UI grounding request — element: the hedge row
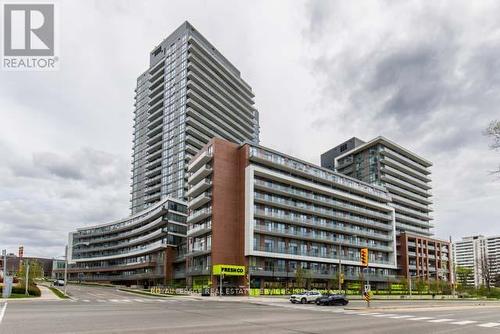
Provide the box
[0,284,41,296]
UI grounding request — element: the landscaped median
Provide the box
[47,286,69,299]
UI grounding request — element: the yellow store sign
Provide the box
[212,264,245,276]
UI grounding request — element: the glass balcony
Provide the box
[187,207,212,224]
[254,206,393,232]
[254,180,392,221]
[248,147,390,201]
[252,245,392,265]
[187,179,212,198]
[253,225,393,252]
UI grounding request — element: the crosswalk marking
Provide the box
[408,317,433,321]
[478,323,500,328]
[428,319,454,323]
[373,314,396,317]
[390,315,414,319]
[451,320,477,325]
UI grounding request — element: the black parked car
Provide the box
[315,294,348,306]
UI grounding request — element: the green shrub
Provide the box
[0,284,41,297]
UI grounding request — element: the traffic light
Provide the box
[360,248,368,267]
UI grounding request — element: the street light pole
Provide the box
[2,249,6,285]
[338,243,342,292]
[64,245,68,296]
[25,262,30,295]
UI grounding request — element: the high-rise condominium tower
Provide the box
[321,137,433,236]
[131,21,260,214]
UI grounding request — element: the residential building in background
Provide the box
[321,136,433,237]
[131,21,260,214]
[63,198,187,286]
[397,232,451,282]
[0,255,54,278]
[320,137,454,283]
[186,138,398,292]
[453,235,500,287]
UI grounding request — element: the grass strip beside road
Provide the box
[48,287,69,299]
[7,293,37,299]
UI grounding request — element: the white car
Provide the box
[289,291,322,304]
[54,279,65,286]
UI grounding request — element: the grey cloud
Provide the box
[303,0,500,240]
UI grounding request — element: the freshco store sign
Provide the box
[212,264,245,276]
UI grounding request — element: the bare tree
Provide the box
[480,255,497,291]
[484,120,500,174]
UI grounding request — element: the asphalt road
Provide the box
[1,285,500,333]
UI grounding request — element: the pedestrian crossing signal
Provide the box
[360,248,368,267]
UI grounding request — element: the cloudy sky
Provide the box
[1,0,499,258]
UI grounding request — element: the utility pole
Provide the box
[408,275,411,297]
[338,243,342,292]
[2,249,6,284]
[25,261,30,295]
[64,245,68,296]
[449,236,456,297]
[219,273,223,297]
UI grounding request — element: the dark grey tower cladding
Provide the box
[131,21,260,214]
[320,137,365,170]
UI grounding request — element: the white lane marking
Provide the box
[451,320,477,325]
[408,317,434,321]
[120,299,131,303]
[356,313,374,316]
[478,323,500,328]
[366,312,382,316]
[133,299,144,302]
[0,303,7,324]
[82,300,90,303]
[109,299,120,303]
[97,299,106,303]
[373,314,397,317]
[390,315,414,319]
[428,319,455,323]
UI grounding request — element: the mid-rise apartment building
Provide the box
[321,136,433,236]
[397,233,451,282]
[131,21,260,214]
[453,235,500,287]
[65,199,187,286]
[186,138,398,291]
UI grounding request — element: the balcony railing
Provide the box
[253,225,393,252]
[254,207,393,232]
[254,179,392,221]
[252,246,392,265]
[249,147,390,200]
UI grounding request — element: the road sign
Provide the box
[364,284,371,293]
